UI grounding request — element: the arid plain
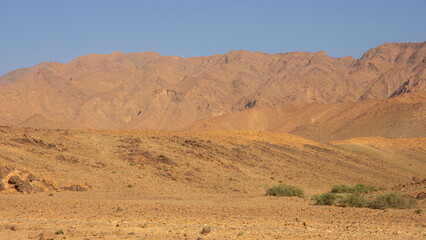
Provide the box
[0,42,425,239]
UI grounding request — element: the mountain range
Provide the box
[0,42,424,140]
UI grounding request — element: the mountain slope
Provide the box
[330,136,425,176]
[185,91,426,141]
[0,127,422,195]
[0,42,424,129]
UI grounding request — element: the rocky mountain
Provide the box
[0,42,424,130]
[186,91,426,141]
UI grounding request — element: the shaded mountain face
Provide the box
[185,91,426,141]
[0,42,424,129]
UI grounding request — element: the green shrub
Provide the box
[414,209,422,214]
[266,184,304,197]
[127,184,133,188]
[55,230,64,235]
[368,192,418,210]
[350,184,377,194]
[331,184,351,193]
[339,193,367,208]
[331,184,377,194]
[312,193,338,205]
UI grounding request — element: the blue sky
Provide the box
[1,0,425,76]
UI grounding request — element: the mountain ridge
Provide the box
[0,42,424,134]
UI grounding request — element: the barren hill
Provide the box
[1,127,422,194]
[0,42,424,130]
[0,127,425,239]
[186,91,426,141]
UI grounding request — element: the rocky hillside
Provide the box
[0,42,424,129]
[186,91,426,141]
[0,127,423,195]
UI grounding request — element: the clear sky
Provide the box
[1,0,425,76]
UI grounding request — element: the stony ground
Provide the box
[0,127,424,239]
[0,192,425,239]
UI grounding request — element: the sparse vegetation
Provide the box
[313,184,418,210]
[55,229,64,235]
[48,193,53,196]
[129,162,135,166]
[312,193,339,205]
[414,209,422,214]
[266,184,304,197]
[351,184,377,194]
[127,184,133,188]
[331,184,351,193]
[331,184,377,194]
[339,193,367,208]
[112,171,116,174]
[367,192,418,210]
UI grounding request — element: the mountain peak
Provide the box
[315,50,327,56]
[0,42,424,132]
[111,51,125,56]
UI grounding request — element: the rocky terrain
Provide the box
[0,42,424,132]
[0,127,424,239]
[0,41,425,239]
[187,91,426,141]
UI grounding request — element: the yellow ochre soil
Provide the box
[0,127,424,239]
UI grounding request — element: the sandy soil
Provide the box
[0,127,424,239]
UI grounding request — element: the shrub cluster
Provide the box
[266,184,304,198]
[331,184,377,194]
[367,192,418,210]
[312,193,339,205]
[330,184,351,193]
[339,193,367,208]
[313,184,418,210]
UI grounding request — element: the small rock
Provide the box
[37,231,56,240]
[197,238,203,240]
[413,176,419,181]
[128,232,135,235]
[63,184,87,192]
[8,175,33,194]
[10,225,18,231]
[27,174,38,182]
[201,225,211,234]
[303,221,308,227]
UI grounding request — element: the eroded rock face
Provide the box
[0,165,88,194]
[1,169,50,194]
[7,175,33,194]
